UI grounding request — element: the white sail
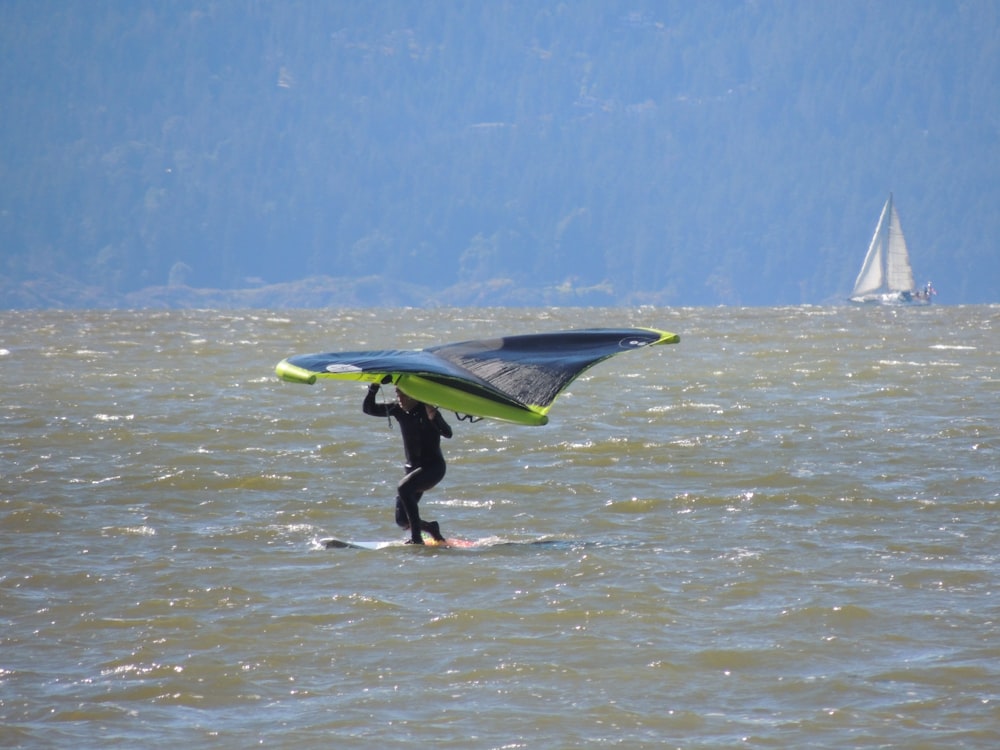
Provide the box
[884,202,915,292]
[851,197,892,298]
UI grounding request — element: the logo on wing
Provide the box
[618,336,651,349]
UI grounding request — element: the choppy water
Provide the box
[2,306,998,748]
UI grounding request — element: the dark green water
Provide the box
[2,306,998,748]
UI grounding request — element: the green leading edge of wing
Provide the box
[275,327,679,426]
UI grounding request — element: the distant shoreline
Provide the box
[1,273,656,310]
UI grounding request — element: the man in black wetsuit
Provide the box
[363,383,453,544]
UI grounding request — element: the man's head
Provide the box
[396,388,418,411]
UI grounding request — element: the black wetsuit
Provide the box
[363,384,452,543]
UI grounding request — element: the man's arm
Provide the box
[363,384,390,417]
[426,405,453,439]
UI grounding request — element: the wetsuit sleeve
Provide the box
[363,384,390,417]
[431,408,452,439]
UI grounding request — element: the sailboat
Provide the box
[849,193,934,305]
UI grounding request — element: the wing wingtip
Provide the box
[644,327,680,345]
[275,359,317,385]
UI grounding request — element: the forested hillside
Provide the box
[2,0,998,308]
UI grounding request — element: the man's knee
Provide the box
[395,497,409,528]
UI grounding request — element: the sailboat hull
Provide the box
[849,291,932,306]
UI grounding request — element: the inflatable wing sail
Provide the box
[275,327,679,426]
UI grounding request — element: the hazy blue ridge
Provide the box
[2,0,998,308]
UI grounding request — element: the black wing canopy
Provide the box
[427,328,675,409]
